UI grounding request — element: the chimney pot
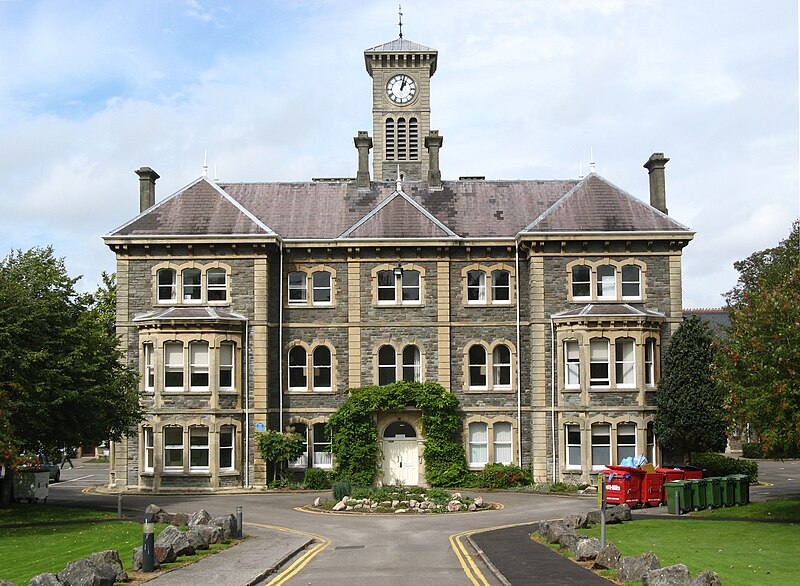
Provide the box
[643,152,669,214]
[354,131,373,189]
[135,167,160,212]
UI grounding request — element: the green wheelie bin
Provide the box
[728,474,750,505]
[665,480,692,514]
[688,479,707,511]
[704,477,721,508]
[718,476,735,507]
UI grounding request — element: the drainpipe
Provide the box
[244,319,250,487]
[551,317,557,483]
[279,242,285,431]
[515,242,522,467]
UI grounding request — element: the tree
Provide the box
[715,220,800,457]
[255,429,305,484]
[0,248,142,504]
[654,315,727,463]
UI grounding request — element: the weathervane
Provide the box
[398,4,403,39]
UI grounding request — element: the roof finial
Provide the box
[589,147,596,174]
[398,4,403,39]
[396,164,403,192]
[202,150,209,178]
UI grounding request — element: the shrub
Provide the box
[424,487,452,505]
[303,468,331,490]
[691,452,759,483]
[741,441,800,459]
[477,464,532,489]
[332,480,352,501]
[742,443,762,459]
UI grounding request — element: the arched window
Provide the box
[312,346,332,391]
[378,345,397,385]
[143,343,155,392]
[143,427,154,472]
[493,422,513,464]
[164,343,184,391]
[312,271,332,304]
[467,270,486,303]
[615,338,635,387]
[491,270,511,303]
[163,426,184,470]
[645,338,656,386]
[571,266,591,299]
[589,339,610,387]
[289,423,308,468]
[408,117,419,160]
[564,340,580,388]
[157,269,177,302]
[385,118,395,160]
[182,269,202,302]
[219,425,235,471]
[617,423,637,462]
[288,272,307,304]
[565,424,581,469]
[621,265,641,299]
[219,343,235,389]
[492,345,512,388]
[596,265,616,299]
[288,347,307,390]
[313,423,332,468]
[189,426,209,470]
[591,423,611,468]
[397,118,407,160]
[206,268,227,302]
[402,345,421,382]
[189,342,209,391]
[468,345,487,389]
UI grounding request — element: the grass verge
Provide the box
[0,504,234,585]
[581,500,799,585]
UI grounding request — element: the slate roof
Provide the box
[132,307,246,322]
[364,38,435,53]
[552,304,665,320]
[108,174,692,241]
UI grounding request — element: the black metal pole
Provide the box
[142,513,155,572]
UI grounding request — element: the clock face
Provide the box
[386,74,417,104]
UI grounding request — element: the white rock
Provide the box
[395,509,407,514]
[313,497,321,507]
[474,497,484,507]
[332,501,346,511]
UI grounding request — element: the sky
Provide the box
[0,0,797,309]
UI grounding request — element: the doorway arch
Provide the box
[382,420,419,485]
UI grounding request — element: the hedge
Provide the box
[690,452,758,483]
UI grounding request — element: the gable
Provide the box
[341,191,456,239]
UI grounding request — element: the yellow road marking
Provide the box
[450,521,539,586]
[246,522,332,586]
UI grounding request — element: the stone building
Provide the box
[104,35,693,491]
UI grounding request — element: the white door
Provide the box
[382,439,419,486]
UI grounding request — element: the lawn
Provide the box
[581,499,800,585]
[0,504,230,585]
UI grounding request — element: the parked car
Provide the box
[19,453,61,483]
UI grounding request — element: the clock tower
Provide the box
[364,38,438,181]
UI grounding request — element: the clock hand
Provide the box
[400,77,406,90]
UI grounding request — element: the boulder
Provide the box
[210,514,237,540]
[557,531,582,552]
[642,564,691,586]
[691,570,722,586]
[87,550,127,583]
[468,503,477,511]
[187,509,212,527]
[155,525,195,559]
[186,526,211,550]
[145,503,172,524]
[447,501,462,512]
[313,497,321,507]
[593,542,621,570]
[154,543,176,565]
[27,574,62,586]
[332,501,346,511]
[171,512,190,527]
[618,553,661,583]
[608,504,633,523]
[574,538,602,561]
[132,546,161,571]
[564,513,588,530]
[474,496,484,508]
[540,520,572,545]
[58,558,112,586]
[195,524,224,545]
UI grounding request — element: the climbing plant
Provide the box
[327,381,469,487]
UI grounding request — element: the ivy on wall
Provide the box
[327,381,469,487]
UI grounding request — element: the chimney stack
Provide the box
[135,167,160,212]
[354,131,373,189]
[643,152,669,214]
[425,130,443,190]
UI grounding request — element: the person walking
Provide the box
[60,447,74,469]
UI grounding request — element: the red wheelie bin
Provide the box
[601,466,645,507]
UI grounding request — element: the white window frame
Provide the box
[571,265,591,300]
[143,343,154,392]
[288,346,308,391]
[157,268,177,303]
[376,270,396,303]
[189,426,209,472]
[468,345,488,390]
[312,271,332,305]
[468,422,489,467]
[312,346,333,391]
[564,340,580,389]
[312,423,332,469]
[645,338,656,386]
[402,345,422,382]
[182,268,202,303]
[566,424,581,469]
[143,427,154,472]
[616,423,637,462]
[164,343,184,392]
[492,345,512,389]
[219,343,235,390]
[647,422,656,465]
[378,345,397,385]
[163,426,184,471]
[219,426,235,471]
[589,339,610,387]
[597,265,616,299]
[288,272,308,305]
[467,270,486,303]
[621,265,641,300]
[493,422,513,464]
[289,423,309,468]
[491,270,511,304]
[591,423,611,469]
[401,269,421,303]
[189,341,209,391]
[615,338,636,388]
[207,268,228,303]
